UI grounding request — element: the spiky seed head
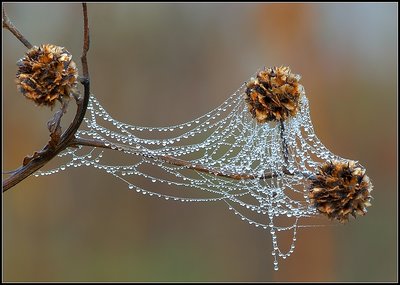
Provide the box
[308,160,373,223]
[245,66,303,123]
[16,44,78,107]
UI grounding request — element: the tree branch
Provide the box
[280,120,289,170]
[3,3,90,192]
[69,137,300,180]
[2,5,33,49]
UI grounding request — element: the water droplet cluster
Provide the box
[36,74,354,270]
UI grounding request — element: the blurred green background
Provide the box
[3,3,397,282]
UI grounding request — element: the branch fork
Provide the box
[3,3,90,192]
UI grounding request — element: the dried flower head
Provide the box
[308,160,373,223]
[245,66,304,123]
[16,44,78,107]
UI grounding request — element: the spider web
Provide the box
[36,79,347,270]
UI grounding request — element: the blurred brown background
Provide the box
[3,3,397,282]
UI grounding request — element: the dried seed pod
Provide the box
[245,66,304,123]
[308,160,373,223]
[16,44,78,107]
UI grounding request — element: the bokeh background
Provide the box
[3,3,397,282]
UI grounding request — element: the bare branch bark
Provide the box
[2,5,33,49]
[70,137,298,180]
[280,120,289,171]
[3,3,91,192]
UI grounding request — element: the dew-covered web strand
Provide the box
[35,79,355,271]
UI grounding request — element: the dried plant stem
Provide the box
[81,3,89,80]
[70,137,298,180]
[3,3,90,193]
[280,120,289,169]
[2,6,32,49]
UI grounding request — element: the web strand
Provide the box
[35,78,354,271]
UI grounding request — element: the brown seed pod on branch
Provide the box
[308,160,373,223]
[16,44,78,108]
[245,66,304,123]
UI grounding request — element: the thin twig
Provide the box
[69,137,299,180]
[280,120,289,170]
[3,3,91,192]
[2,5,33,49]
[81,3,89,80]
[59,3,90,144]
